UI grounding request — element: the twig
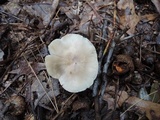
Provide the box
[0,41,30,81]
[92,18,108,97]
[98,1,117,111]
[0,10,23,21]
[45,0,60,29]
[52,94,77,120]
[23,56,59,113]
[86,0,103,23]
[120,33,141,41]
[94,96,101,120]
[99,38,115,108]
[99,0,130,109]
[92,17,108,120]
[36,43,59,112]
[100,27,129,100]
[0,75,21,95]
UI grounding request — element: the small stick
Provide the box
[45,0,60,29]
[86,0,103,23]
[0,10,23,21]
[24,56,59,113]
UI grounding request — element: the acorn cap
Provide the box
[45,34,98,93]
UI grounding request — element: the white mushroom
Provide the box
[45,34,98,93]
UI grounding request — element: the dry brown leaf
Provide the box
[151,0,160,14]
[61,1,105,34]
[3,1,21,16]
[117,0,140,35]
[31,77,60,107]
[0,49,4,61]
[9,61,45,76]
[150,81,160,103]
[125,96,160,120]
[117,0,158,35]
[140,14,159,22]
[72,99,89,111]
[117,0,134,10]
[117,91,129,107]
[104,89,160,119]
[103,93,116,110]
[23,3,52,26]
[103,86,129,109]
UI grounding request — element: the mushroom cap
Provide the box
[45,34,98,93]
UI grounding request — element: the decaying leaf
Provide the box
[138,87,150,101]
[125,96,160,120]
[61,1,105,35]
[117,91,129,107]
[103,85,128,109]
[140,14,159,22]
[103,86,160,120]
[150,81,160,103]
[103,93,115,110]
[151,0,160,14]
[72,99,89,111]
[117,0,158,35]
[9,61,45,76]
[23,3,52,26]
[31,77,60,108]
[117,0,140,35]
[117,91,160,120]
[3,1,21,16]
[112,54,134,75]
[0,49,4,61]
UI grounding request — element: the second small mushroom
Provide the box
[45,34,98,93]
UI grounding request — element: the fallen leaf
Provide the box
[140,14,159,22]
[9,61,45,76]
[104,88,160,120]
[125,96,160,120]
[138,87,150,101]
[151,0,160,14]
[72,99,89,111]
[117,0,140,35]
[150,81,160,103]
[0,49,4,61]
[23,3,52,26]
[103,85,129,109]
[31,77,60,108]
[103,93,115,110]
[117,91,129,107]
[3,1,21,16]
[61,1,103,35]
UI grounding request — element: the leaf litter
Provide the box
[0,0,160,119]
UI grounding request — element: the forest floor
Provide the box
[0,0,160,120]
